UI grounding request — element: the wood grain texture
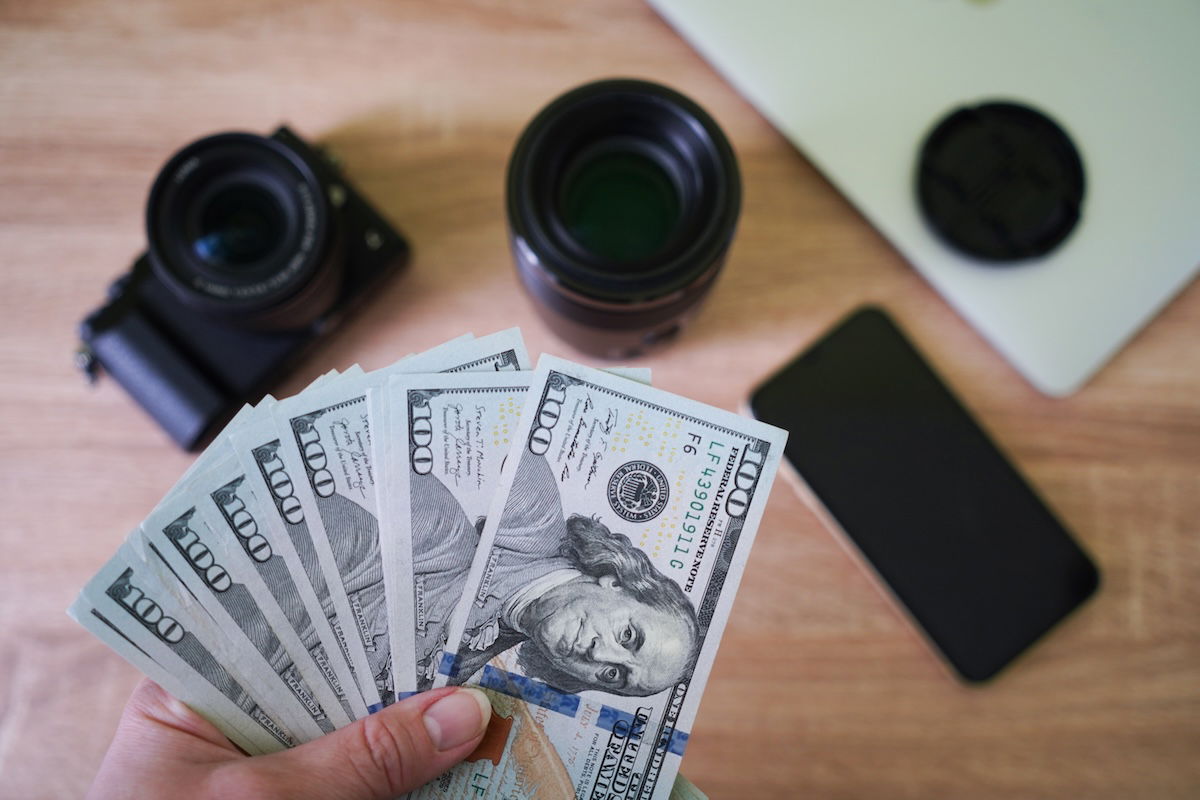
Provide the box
[0,1,1197,797]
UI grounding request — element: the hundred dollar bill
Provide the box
[140,476,353,737]
[269,330,531,709]
[128,524,325,742]
[70,542,298,755]
[72,612,277,757]
[68,596,277,757]
[223,342,485,715]
[228,399,374,717]
[373,330,531,631]
[121,530,319,741]
[165,392,366,723]
[423,355,786,800]
[192,453,359,725]
[386,368,650,696]
[387,371,536,695]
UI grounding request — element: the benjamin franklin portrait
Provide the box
[411,453,698,697]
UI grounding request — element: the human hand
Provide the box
[87,678,492,800]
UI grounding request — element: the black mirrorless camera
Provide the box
[78,127,408,449]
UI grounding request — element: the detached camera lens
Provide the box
[508,79,740,358]
[147,132,342,330]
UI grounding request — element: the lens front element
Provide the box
[192,183,287,270]
[560,150,681,265]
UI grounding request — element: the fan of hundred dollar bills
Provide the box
[70,328,786,800]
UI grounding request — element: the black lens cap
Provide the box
[916,101,1085,263]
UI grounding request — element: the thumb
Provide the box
[231,687,492,799]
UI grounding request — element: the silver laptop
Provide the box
[648,0,1200,395]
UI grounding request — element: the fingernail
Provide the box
[423,688,491,751]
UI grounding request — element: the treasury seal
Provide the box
[607,460,670,522]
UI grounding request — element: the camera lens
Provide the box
[191,183,287,269]
[146,132,342,330]
[507,79,740,358]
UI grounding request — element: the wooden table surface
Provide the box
[1,2,1197,797]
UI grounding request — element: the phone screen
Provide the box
[749,307,1099,682]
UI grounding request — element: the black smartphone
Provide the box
[749,307,1099,683]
